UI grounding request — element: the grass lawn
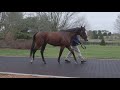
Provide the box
[0,45,120,59]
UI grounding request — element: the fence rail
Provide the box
[0,40,120,49]
[84,42,120,46]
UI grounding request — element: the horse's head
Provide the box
[77,26,88,41]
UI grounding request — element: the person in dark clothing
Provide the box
[65,35,86,63]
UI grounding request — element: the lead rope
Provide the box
[81,44,86,49]
[80,40,86,49]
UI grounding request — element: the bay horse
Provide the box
[30,26,88,64]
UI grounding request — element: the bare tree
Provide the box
[0,12,7,31]
[67,15,90,30]
[36,12,89,31]
[114,14,120,33]
[0,12,24,39]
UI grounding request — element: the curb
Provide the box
[0,72,78,78]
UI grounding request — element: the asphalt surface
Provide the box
[0,56,120,78]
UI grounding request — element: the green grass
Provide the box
[0,45,120,59]
[81,45,120,59]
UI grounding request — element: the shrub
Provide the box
[15,32,32,39]
[100,38,106,46]
[0,33,4,40]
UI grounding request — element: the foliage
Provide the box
[15,32,32,39]
[88,30,112,39]
[92,30,98,39]
[100,37,106,46]
[108,32,111,36]
[0,32,4,40]
[0,12,24,39]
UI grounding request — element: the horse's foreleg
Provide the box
[66,46,78,64]
[40,43,47,64]
[58,47,65,64]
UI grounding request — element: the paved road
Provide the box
[0,56,120,78]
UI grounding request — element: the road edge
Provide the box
[0,72,78,78]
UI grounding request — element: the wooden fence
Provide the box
[0,40,120,49]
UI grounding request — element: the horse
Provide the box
[30,26,88,64]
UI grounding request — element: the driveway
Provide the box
[0,56,120,78]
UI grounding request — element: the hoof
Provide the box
[30,60,33,64]
[58,62,60,64]
[81,60,86,64]
[58,61,61,64]
[65,60,71,63]
[58,60,61,64]
[74,62,78,64]
[30,62,33,64]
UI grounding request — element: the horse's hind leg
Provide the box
[40,43,47,64]
[66,46,78,64]
[58,46,65,64]
[30,49,37,64]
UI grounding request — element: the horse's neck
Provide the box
[68,32,77,39]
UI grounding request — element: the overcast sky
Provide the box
[80,12,120,33]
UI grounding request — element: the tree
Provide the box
[87,30,94,39]
[0,12,90,40]
[108,32,111,36]
[98,30,102,36]
[98,30,102,39]
[114,14,120,33]
[0,12,8,31]
[103,32,107,36]
[14,16,38,39]
[0,12,7,39]
[100,37,106,46]
[21,16,39,32]
[1,12,24,39]
[35,12,89,32]
[92,30,98,39]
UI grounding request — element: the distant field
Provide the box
[0,45,120,59]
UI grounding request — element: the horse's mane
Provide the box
[59,27,80,33]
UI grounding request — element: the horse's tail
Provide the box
[30,32,37,58]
